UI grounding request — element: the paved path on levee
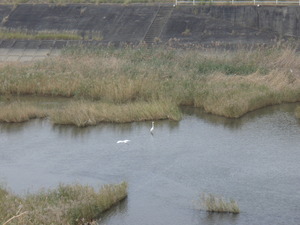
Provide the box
[0,40,86,62]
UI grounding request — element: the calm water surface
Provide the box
[0,104,300,225]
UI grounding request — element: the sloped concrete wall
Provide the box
[2,4,159,44]
[161,5,300,45]
[1,4,300,46]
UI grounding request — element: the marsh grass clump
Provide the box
[0,101,47,122]
[0,182,128,225]
[200,193,240,214]
[50,100,181,126]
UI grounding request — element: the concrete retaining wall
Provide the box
[1,4,300,46]
[163,5,300,45]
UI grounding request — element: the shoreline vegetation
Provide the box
[0,182,128,225]
[0,45,300,126]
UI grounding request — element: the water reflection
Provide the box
[0,103,298,135]
[182,103,300,130]
[100,198,128,223]
[197,212,240,225]
[51,124,94,138]
[51,120,181,139]
[0,122,26,133]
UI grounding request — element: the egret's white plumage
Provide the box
[150,121,154,135]
[117,140,130,144]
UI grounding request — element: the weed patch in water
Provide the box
[0,182,127,225]
[200,193,240,214]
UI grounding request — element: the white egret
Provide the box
[117,140,130,144]
[150,121,154,135]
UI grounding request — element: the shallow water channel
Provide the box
[1,104,300,225]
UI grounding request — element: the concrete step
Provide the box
[143,5,173,44]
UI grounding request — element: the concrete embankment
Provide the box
[0,4,299,61]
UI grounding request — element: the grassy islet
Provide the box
[1,45,300,125]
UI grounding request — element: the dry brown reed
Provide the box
[0,46,300,122]
[0,101,47,122]
[200,193,240,214]
[0,182,127,225]
[50,100,181,126]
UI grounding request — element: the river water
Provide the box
[0,104,300,225]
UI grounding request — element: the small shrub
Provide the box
[181,28,191,36]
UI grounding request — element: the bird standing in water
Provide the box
[150,121,154,135]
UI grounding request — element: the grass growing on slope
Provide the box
[0,182,128,225]
[0,30,82,40]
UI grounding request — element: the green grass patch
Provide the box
[198,60,267,75]
[0,182,127,225]
[0,30,82,40]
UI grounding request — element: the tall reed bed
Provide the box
[0,46,300,122]
[0,102,47,122]
[50,100,181,126]
[0,100,180,126]
[0,182,127,225]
